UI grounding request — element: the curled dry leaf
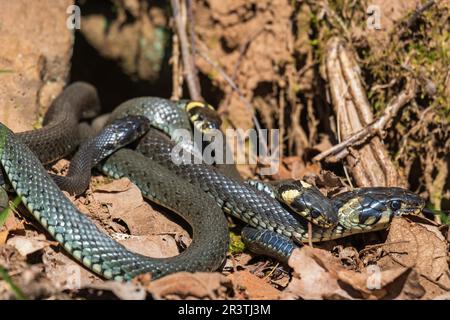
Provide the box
[50,159,70,175]
[283,246,425,300]
[283,246,353,299]
[144,272,232,300]
[6,234,53,256]
[0,231,8,246]
[87,177,191,262]
[227,270,281,300]
[336,265,425,300]
[92,178,190,240]
[383,217,449,287]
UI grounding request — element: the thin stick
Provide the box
[170,29,183,100]
[263,262,280,281]
[196,46,268,155]
[171,0,202,100]
[307,222,313,247]
[358,240,410,256]
[313,79,416,162]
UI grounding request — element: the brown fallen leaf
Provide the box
[115,234,182,258]
[78,281,147,300]
[6,235,52,256]
[282,246,426,300]
[91,178,190,240]
[92,178,143,217]
[144,272,232,300]
[383,218,449,286]
[282,246,353,300]
[337,266,425,300]
[227,270,281,300]
[0,230,8,245]
[50,159,70,175]
[433,292,450,300]
[4,213,25,233]
[42,247,102,291]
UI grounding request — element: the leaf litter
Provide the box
[0,160,448,299]
[1,0,449,299]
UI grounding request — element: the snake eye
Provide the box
[310,209,321,219]
[390,200,402,211]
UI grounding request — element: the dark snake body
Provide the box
[18,82,101,164]
[0,82,426,279]
[0,125,228,280]
[0,84,229,280]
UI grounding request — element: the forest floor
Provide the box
[0,0,448,300]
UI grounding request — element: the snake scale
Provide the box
[0,82,426,280]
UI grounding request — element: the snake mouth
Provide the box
[309,218,335,228]
[396,207,423,216]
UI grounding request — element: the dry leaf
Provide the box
[145,272,232,300]
[79,281,146,300]
[42,247,102,290]
[0,230,9,245]
[115,234,181,258]
[227,270,281,299]
[385,218,448,282]
[6,235,52,256]
[92,178,190,239]
[283,246,353,299]
[337,266,425,300]
[283,246,426,300]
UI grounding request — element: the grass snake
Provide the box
[0,82,426,280]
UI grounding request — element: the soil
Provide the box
[0,0,448,300]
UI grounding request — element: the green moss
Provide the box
[228,231,246,254]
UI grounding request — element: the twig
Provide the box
[263,262,280,281]
[307,222,313,248]
[337,102,354,189]
[196,45,268,154]
[171,0,202,100]
[358,240,410,256]
[406,0,436,28]
[170,28,183,100]
[313,79,416,162]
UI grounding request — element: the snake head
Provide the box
[333,187,425,231]
[103,115,151,151]
[276,180,339,228]
[184,101,222,134]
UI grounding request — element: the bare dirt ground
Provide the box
[0,0,448,300]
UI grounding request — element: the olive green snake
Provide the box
[0,82,426,280]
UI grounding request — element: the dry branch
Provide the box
[406,0,437,28]
[196,45,266,138]
[320,38,411,187]
[171,0,202,100]
[313,79,417,162]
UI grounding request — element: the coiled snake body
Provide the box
[0,82,425,280]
